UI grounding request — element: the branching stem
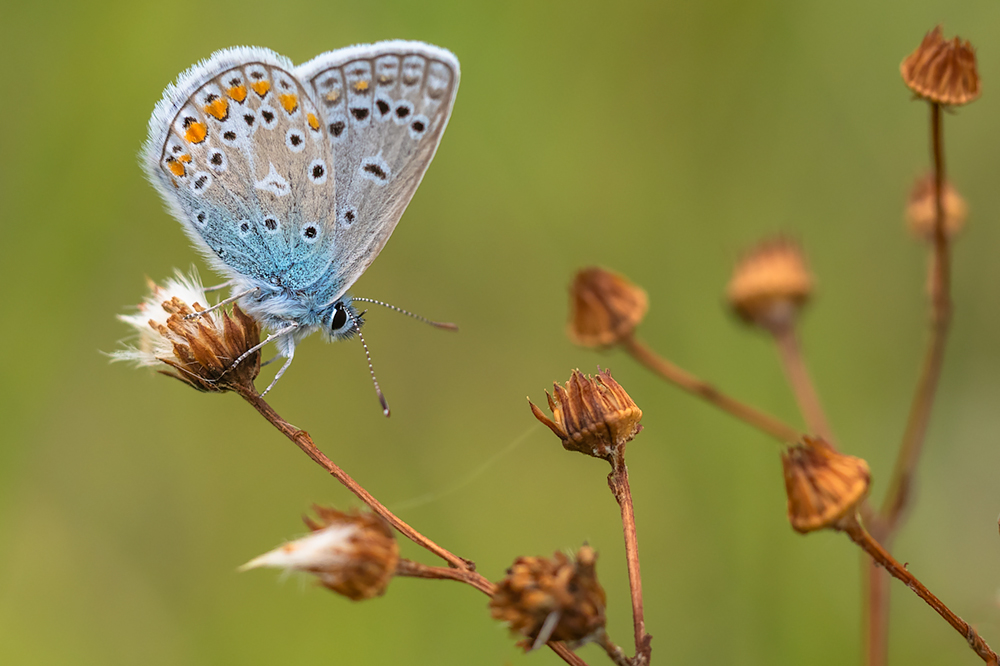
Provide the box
[607,449,652,666]
[237,387,592,666]
[622,333,803,444]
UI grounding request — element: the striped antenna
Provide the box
[351,297,458,331]
[346,308,390,417]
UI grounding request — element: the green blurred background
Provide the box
[3,0,1000,664]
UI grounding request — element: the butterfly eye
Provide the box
[331,303,349,330]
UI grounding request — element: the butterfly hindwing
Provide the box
[143,47,338,290]
[295,41,460,297]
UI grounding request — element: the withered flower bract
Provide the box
[114,271,261,393]
[901,26,980,106]
[529,368,642,459]
[490,545,607,650]
[241,506,399,601]
[727,237,813,331]
[568,267,648,347]
[782,436,871,533]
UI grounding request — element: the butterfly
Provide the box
[142,41,460,409]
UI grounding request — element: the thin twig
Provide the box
[622,333,803,444]
[238,388,592,666]
[841,516,997,665]
[881,100,952,533]
[770,323,834,442]
[395,558,496,595]
[596,633,633,666]
[238,388,471,570]
[867,101,954,666]
[863,558,891,666]
[608,449,652,666]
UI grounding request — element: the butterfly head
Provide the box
[325,298,363,342]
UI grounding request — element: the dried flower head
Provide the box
[782,436,871,533]
[906,173,968,240]
[490,545,607,651]
[113,271,261,393]
[568,267,648,347]
[241,506,399,601]
[529,368,642,459]
[901,26,980,106]
[727,238,813,330]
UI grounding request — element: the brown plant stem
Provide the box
[239,388,591,666]
[596,633,633,666]
[882,101,952,532]
[607,449,652,666]
[395,558,496,595]
[770,323,834,442]
[864,557,891,666]
[622,333,803,444]
[841,516,997,665]
[394,560,591,666]
[238,387,471,570]
[867,100,954,666]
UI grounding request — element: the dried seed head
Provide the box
[490,545,607,651]
[906,173,968,240]
[568,267,648,347]
[782,436,871,533]
[901,26,980,106]
[113,271,261,393]
[241,506,399,601]
[727,237,813,331]
[529,368,642,459]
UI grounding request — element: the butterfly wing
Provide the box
[295,41,460,299]
[142,47,338,291]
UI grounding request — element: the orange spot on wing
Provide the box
[184,121,207,144]
[179,154,192,163]
[250,80,270,97]
[307,113,320,131]
[278,93,299,114]
[353,80,369,92]
[325,90,340,103]
[227,84,247,102]
[203,98,229,120]
[167,160,186,177]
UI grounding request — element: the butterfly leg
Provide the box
[203,280,236,293]
[184,286,260,320]
[260,350,295,397]
[226,323,299,374]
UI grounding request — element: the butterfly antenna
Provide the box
[347,309,390,417]
[352,297,458,331]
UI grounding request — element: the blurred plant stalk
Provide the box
[862,26,980,666]
[567,266,804,445]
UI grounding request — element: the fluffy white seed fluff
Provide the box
[239,523,359,573]
[112,269,213,366]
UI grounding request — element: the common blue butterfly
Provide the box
[142,41,460,406]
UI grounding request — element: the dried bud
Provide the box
[906,173,968,240]
[113,271,260,393]
[568,267,648,347]
[782,437,871,533]
[901,26,980,106]
[726,238,812,331]
[529,368,642,459]
[241,507,399,601]
[490,545,607,650]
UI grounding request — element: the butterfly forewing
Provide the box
[296,42,460,297]
[144,47,338,290]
